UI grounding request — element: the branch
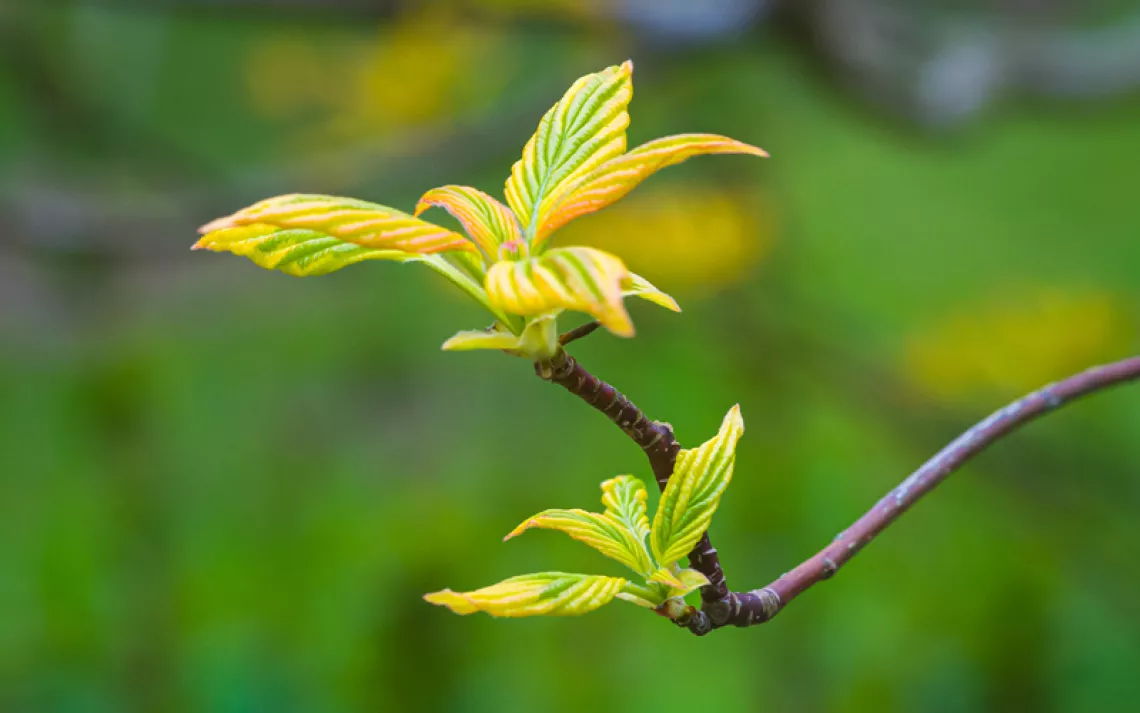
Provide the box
[699,354,1140,631]
[535,350,731,633]
[539,350,1140,636]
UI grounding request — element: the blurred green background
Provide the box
[2,2,1139,712]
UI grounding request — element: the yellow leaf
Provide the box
[624,272,681,313]
[615,581,671,609]
[415,185,522,260]
[440,329,521,352]
[424,573,626,617]
[485,246,635,336]
[600,475,651,542]
[198,194,475,257]
[651,405,745,567]
[505,507,654,577]
[192,223,416,277]
[670,568,710,598]
[539,134,766,241]
[505,61,633,241]
[648,567,686,589]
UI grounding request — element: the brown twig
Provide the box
[538,350,1140,635]
[535,350,731,635]
[559,321,601,346]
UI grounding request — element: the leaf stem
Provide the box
[559,321,601,346]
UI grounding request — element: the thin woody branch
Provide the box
[539,350,1140,636]
[702,354,1140,631]
[534,350,731,633]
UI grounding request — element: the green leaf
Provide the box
[415,185,522,260]
[624,272,681,313]
[424,573,626,617]
[485,246,635,336]
[192,223,416,277]
[505,506,654,577]
[505,62,633,243]
[198,194,475,260]
[600,475,651,543]
[541,133,767,238]
[651,405,745,567]
[615,580,671,609]
[440,328,521,352]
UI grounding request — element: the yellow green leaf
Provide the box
[440,314,560,360]
[192,223,416,277]
[440,328,521,352]
[505,61,633,242]
[505,507,653,577]
[514,313,560,360]
[646,567,708,598]
[424,573,626,617]
[600,475,650,542]
[485,246,634,337]
[669,568,710,598]
[198,193,475,257]
[648,567,686,589]
[540,134,767,241]
[624,273,681,313]
[615,581,671,609]
[415,185,522,260]
[651,405,745,567]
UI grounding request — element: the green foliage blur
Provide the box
[2,2,1139,712]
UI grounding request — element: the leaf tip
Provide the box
[726,403,744,432]
[423,589,478,615]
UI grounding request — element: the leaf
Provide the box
[600,475,650,543]
[440,314,560,360]
[615,581,671,609]
[505,507,654,577]
[192,223,416,277]
[514,313,560,360]
[424,573,626,617]
[540,134,767,241]
[624,272,681,313]
[198,193,475,259]
[651,405,745,567]
[505,62,633,242]
[440,328,521,352]
[647,567,686,589]
[485,246,635,336]
[415,185,522,260]
[669,568,710,598]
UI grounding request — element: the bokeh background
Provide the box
[3,1,1140,711]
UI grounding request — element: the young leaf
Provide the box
[424,573,626,617]
[198,194,475,259]
[505,62,633,242]
[624,273,681,313]
[615,580,671,609]
[440,314,560,360]
[600,475,651,543]
[662,568,710,598]
[440,328,521,352]
[651,405,745,567]
[540,134,767,241]
[415,185,521,260]
[192,223,416,277]
[485,246,635,336]
[505,508,654,577]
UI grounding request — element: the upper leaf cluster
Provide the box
[194,61,766,358]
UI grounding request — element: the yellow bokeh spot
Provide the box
[903,288,1134,401]
[551,186,773,290]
